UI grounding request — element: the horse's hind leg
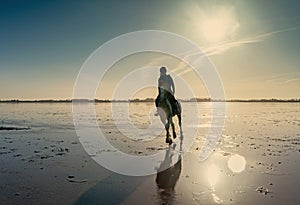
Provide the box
[178,114,183,136]
[171,121,176,139]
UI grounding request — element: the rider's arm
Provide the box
[158,78,161,95]
[170,76,175,95]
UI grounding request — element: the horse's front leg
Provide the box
[165,117,173,145]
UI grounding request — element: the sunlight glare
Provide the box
[212,193,222,204]
[227,154,246,173]
[201,18,227,42]
[206,164,219,186]
[198,6,239,43]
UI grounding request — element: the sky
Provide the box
[0,0,300,100]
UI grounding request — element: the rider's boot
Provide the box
[154,109,159,116]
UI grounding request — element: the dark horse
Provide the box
[157,99,182,145]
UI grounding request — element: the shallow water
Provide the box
[0,102,299,204]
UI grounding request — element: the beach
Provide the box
[0,102,299,205]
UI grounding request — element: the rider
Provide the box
[155,66,177,115]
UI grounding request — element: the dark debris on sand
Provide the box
[0,126,31,131]
[256,186,270,195]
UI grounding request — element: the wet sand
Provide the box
[0,102,299,204]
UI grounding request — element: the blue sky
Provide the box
[0,0,300,99]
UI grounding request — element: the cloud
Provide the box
[266,72,300,84]
[186,27,298,57]
[138,27,298,79]
[285,78,300,83]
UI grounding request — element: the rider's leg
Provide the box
[155,95,160,107]
[155,95,161,116]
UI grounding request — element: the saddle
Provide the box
[156,95,180,116]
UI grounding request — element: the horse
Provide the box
[157,98,182,145]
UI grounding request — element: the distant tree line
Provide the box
[0,98,299,103]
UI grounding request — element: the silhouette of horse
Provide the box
[157,99,182,145]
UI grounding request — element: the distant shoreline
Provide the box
[0,98,299,103]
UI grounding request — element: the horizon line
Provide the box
[0,97,299,103]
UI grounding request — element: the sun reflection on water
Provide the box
[212,192,222,204]
[206,164,219,187]
[205,164,223,203]
[203,154,246,204]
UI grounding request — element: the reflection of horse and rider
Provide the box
[156,145,182,204]
[155,66,182,145]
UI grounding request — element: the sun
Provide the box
[198,7,239,43]
[201,17,228,42]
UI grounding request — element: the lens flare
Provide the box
[227,154,246,173]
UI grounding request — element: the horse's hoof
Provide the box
[173,132,177,139]
[165,137,173,145]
